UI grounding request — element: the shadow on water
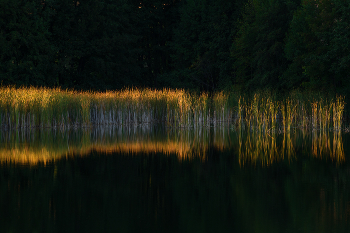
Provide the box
[0,127,350,233]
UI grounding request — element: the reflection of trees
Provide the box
[284,160,350,232]
[0,153,180,233]
[0,143,350,232]
[233,159,350,233]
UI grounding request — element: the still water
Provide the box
[0,126,350,233]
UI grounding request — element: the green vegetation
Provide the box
[0,0,349,96]
[0,87,347,131]
[0,86,231,129]
[0,0,349,129]
[236,92,346,131]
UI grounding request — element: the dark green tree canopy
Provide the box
[0,0,349,96]
[284,0,350,94]
[0,0,55,86]
[232,0,299,93]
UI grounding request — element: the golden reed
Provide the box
[0,87,346,130]
[235,92,346,131]
[0,87,231,129]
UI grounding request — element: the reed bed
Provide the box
[235,92,346,132]
[0,86,347,131]
[0,87,232,129]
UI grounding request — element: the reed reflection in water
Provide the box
[237,128,345,166]
[0,127,350,233]
[311,130,345,163]
[0,126,346,165]
[0,126,233,164]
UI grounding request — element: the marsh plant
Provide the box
[0,87,232,129]
[0,87,346,131]
[235,92,346,132]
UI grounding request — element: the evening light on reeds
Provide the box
[0,86,347,131]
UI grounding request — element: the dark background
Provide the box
[0,0,349,95]
[1,145,350,233]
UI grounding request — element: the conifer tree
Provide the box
[232,0,299,92]
[47,0,144,90]
[167,0,244,91]
[284,0,350,93]
[0,0,55,86]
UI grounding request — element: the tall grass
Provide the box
[0,87,231,129]
[235,91,347,132]
[0,86,347,130]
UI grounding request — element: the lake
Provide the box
[0,126,349,233]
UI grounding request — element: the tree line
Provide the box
[0,0,349,95]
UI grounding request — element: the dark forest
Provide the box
[0,0,349,95]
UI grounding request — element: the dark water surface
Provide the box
[1,127,350,233]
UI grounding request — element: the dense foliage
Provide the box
[0,0,349,95]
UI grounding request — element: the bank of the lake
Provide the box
[0,87,347,131]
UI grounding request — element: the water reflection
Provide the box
[0,126,232,164]
[311,130,345,162]
[237,129,345,166]
[237,130,288,166]
[0,127,347,165]
[0,128,350,233]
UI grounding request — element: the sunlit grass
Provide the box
[0,87,233,129]
[0,86,347,131]
[0,86,347,166]
[235,91,347,132]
